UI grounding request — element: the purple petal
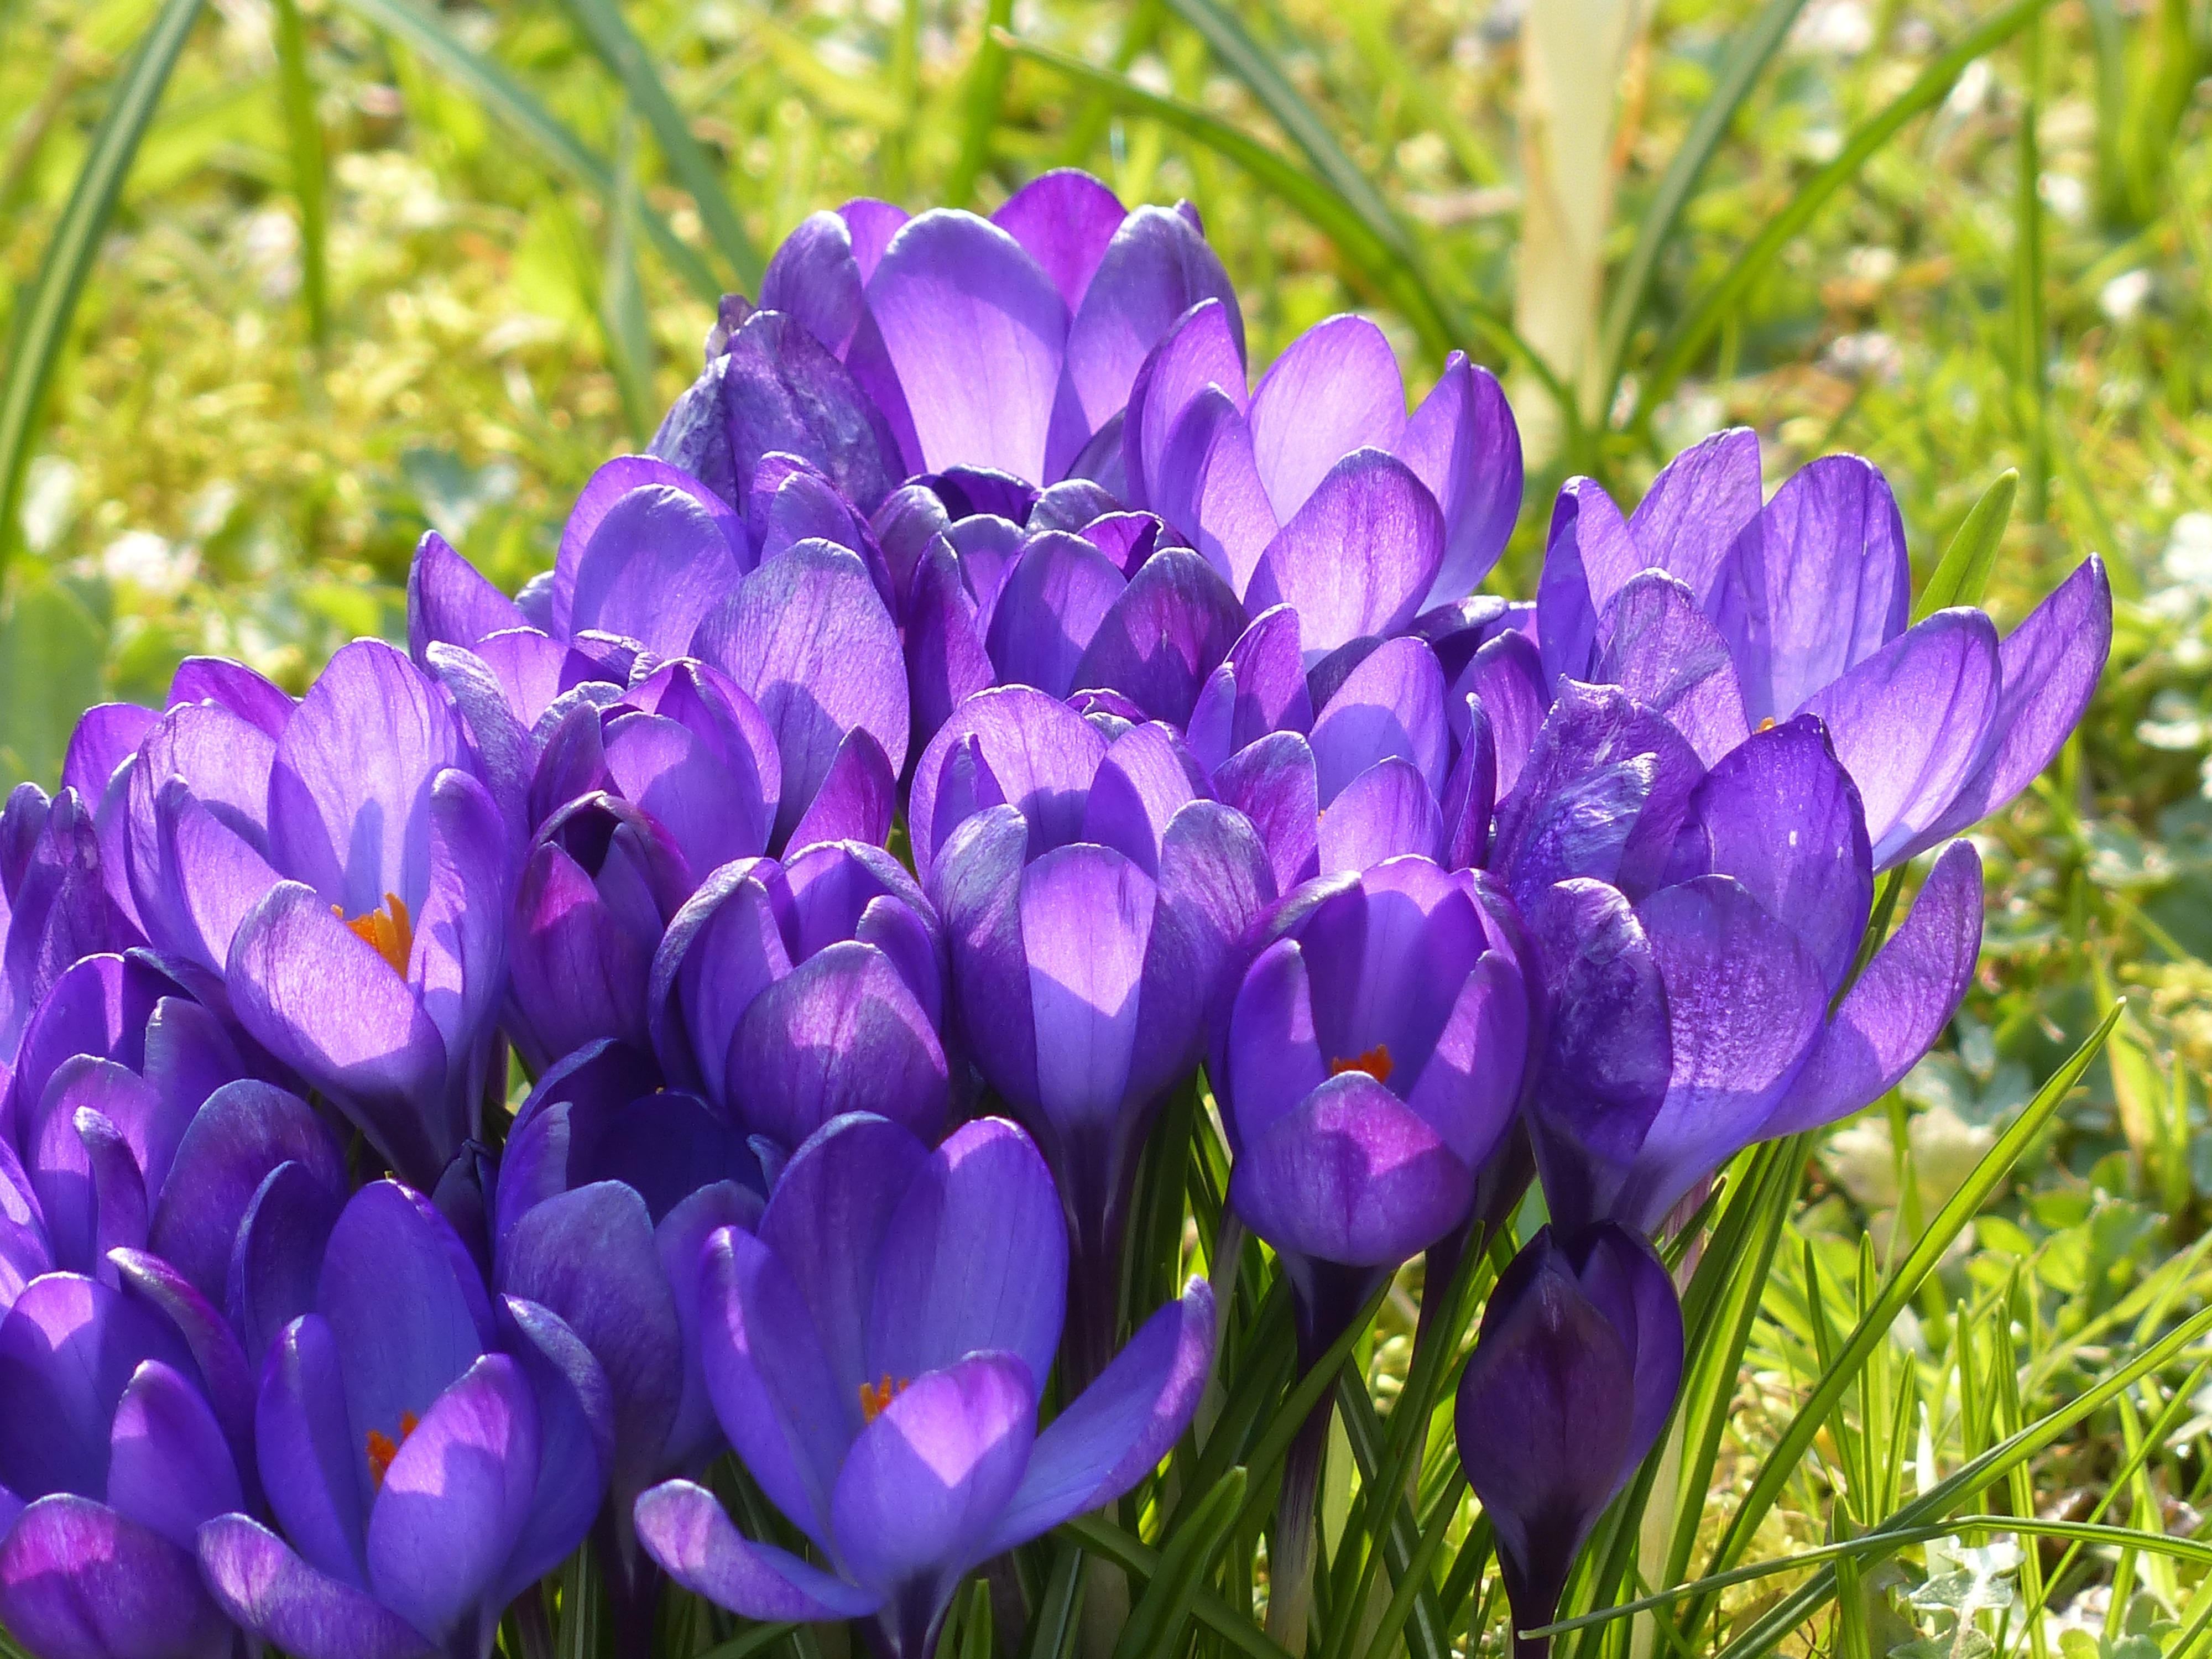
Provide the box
[986,531,1126,699]
[1246,451,1446,659]
[1150,387,1277,596]
[254,1313,368,1588]
[199,1511,438,1659]
[553,457,743,639]
[904,537,998,753]
[1020,844,1154,1133]
[1309,636,1451,803]
[867,1117,1066,1396]
[1594,571,1750,766]
[148,1081,343,1306]
[1318,759,1444,875]
[1798,609,2000,867]
[696,540,910,848]
[651,859,791,1103]
[634,1479,880,1621]
[0,1272,194,1504]
[1069,547,1246,729]
[864,211,1070,481]
[1453,629,1546,799]
[1535,477,1637,688]
[363,1354,536,1648]
[1710,455,1908,723]
[107,1360,241,1548]
[930,809,1039,1114]
[1079,722,1207,876]
[980,1279,1214,1552]
[567,484,747,661]
[0,1495,230,1659]
[760,211,868,357]
[1401,951,1527,1165]
[1625,426,1764,602]
[1220,937,1328,1152]
[992,171,1126,312]
[489,1295,613,1603]
[61,705,155,808]
[1123,298,1249,512]
[1230,1072,1475,1266]
[907,686,1107,882]
[786,728,895,853]
[729,942,949,1149]
[1441,697,1496,870]
[167,658,294,739]
[407,531,523,662]
[602,712,775,875]
[828,1353,1036,1600]
[1396,354,1522,607]
[266,640,467,921]
[1246,316,1408,521]
[1761,838,1982,1136]
[1211,733,1321,896]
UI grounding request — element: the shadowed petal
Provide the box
[1020,845,1154,1133]
[0,1496,231,1659]
[1211,733,1320,896]
[197,1512,437,1659]
[787,729,895,853]
[1070,548,1245,729]
[1594,572,1750,766]
[986,532,1126,699]
[149,1082,342,1307]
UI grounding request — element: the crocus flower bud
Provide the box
[1454,1223,1684,1659]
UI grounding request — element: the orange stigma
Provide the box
[365,1410,420,1489]
[336,893,414,975]
[1756,716,1778,732]
[1329,1044,1395,1084]
[859,1375,910,1423]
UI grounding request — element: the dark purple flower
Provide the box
[0,782,138,1066]
[645,839,953,1157]
[197,1180,612,1659]
[0,951,345,1322]
[1454,1223,1683,1659]
[1500,691,1984,1233]
[911,687,1271,1377]
[489,1041,763,1634]
[0,1268,252,1659]
[1122,301,1522,638]
[633,1112,1214,1659]
[123,640,508,1188]
[1213,855,1528,1348]
[1535,432,2111,867]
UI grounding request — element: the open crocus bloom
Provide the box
[633,1113,1214,1659]
[1121,300,1523,637]
[1535,430,2112,867]
[1496,688,1984,1233]
[123,639,508,1188]
[491,1041,763,1629]
[0,1269,249,1659]
[1454,1223,1683,1659]
[910,686,1271,1374]
[646,839,953,1159]
[1214,854,1529,1349]
[197,1181,611,1659]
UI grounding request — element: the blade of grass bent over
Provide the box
[0,0,204,572]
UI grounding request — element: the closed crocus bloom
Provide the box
[0,781,138,1064]
[0,952,345,1318]
[1497,690,1984,1234]
[121,638,509,1188]
[491,1041,764,1643]
[197,1181,612,1659]
[1535,430,2111,868]
[1214,855,1530,1350]
[1123,300,1523,635]
[1193,610,1496,886]
[1454,1223,1683,1659]
[646,840,953,1159]
[911,687,1272,1379]
[633,1113,1215,1659]
[0,1269,253,1659]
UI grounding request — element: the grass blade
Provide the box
[0,0,204,571]
[1634,0,2054,428]
[555,0,759,288]
[601,106,656,445]
[2012,11,2049,521]
[330,0,721,304]
[1112,1468,1248,1659]
[1916,469,2019,619]
[272,0,328,350]
[1680,999,2121,1636]
[1594,0,1811,416]
[1155,0,1410,262]
[946,0,1014,207]
[1061,1512,1294,1659]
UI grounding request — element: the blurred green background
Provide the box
[7,0,2212,1645]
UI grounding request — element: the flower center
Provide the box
[1329,1044,1394,1084]
[365,1410,420,1489]
[336,893,413,975]
[859,1374,911,1424]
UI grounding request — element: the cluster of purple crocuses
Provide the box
[0,169,2106,1659]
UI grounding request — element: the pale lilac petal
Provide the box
[1397,355,1523,607]
[1246,316,1408,521]
[1625,426,1764,602]
[1247,451,1446,659]
[197,1512,438,1659]
[634,1480,880,1621]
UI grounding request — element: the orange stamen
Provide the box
[1756,716,1778,732]
[858,1375,910,1424]
[1329,1044,1395,1084]
[365,1410,420,1489]
[336,893,414,975]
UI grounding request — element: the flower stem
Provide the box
[1265,1394,1334,1656]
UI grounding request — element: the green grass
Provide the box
[6,1,2212,1654]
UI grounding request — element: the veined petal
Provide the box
[1246,316,1408,521]
[0,1496,231,1659]
[197,1511,437,1659]
[1246,451,1445,659]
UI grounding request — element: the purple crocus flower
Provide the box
[197,1180,612,1659]
[1498,688,1984,1233]
[0,950,345,1322]
[645,838,954,1158]
[0,1268,252,1659]
[1535,430,2111,867]
[1212,855,1530,1350]
[490,1040,764,1641]
[633,1112,1215,1659]
[1121,299,1523,639]
[121,639,508,1188]
[1454,1223,1683,1659]
[0,781,138,1067]
[911,687,1271,1379]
